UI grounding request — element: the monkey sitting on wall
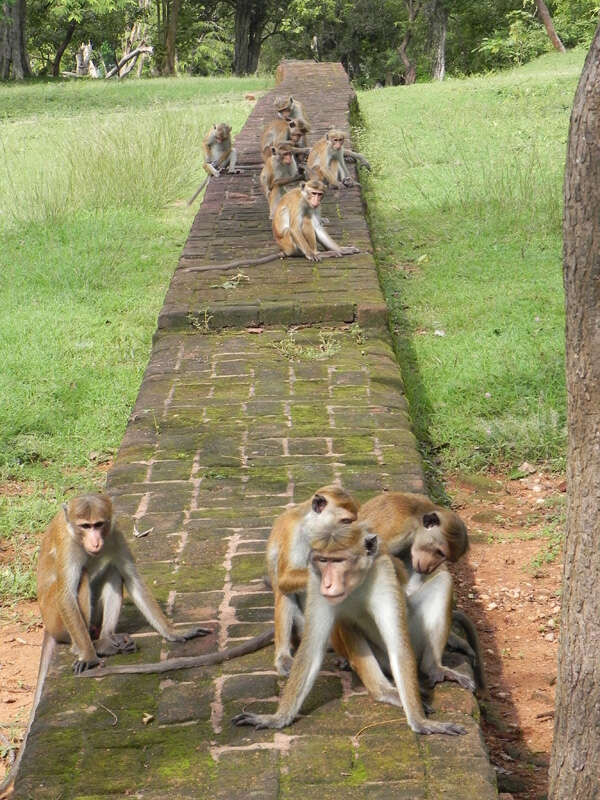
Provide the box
[260,142,302,218]
[266,485,359,676]
[358,492,485,692]
[202,122,239,177]
[37,493,209,672]
[272,179,359,261]
[273,94,309,124]
[306,129,371,188]
[233,521,466,735]
[0,494,211,798]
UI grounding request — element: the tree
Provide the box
[428,0,447,80]
[534,0,565,52]
[548,23,600,800]
[398,0,423,84]
[0,0,32,79]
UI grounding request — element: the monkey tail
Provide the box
[180,248,360,274]
[76,626,274,677]
[451,610,488,694]
[0,633,55,798]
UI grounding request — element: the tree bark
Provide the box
[233,0,267,75]
[429,0,447,81]
[535,0,566,53]
[52,19,77,78]
[548,25,600,800]
[397,0,422,85]
[0,0,32,80]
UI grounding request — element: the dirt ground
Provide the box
[0,468,563,798]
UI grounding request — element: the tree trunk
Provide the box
[548,25,600,800]
[52,19,77,77]
[164,0,180,74]
[535,0,566,53]
[429,0,447,81]
[233,0,266,75]
[398,29,416,84]
[397,0,422,85]
[0,0,32,80]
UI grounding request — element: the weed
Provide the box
[272,329,342,361]
[187,309,214,333]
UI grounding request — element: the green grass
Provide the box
[356,49,583,480]
[0,76,271,603]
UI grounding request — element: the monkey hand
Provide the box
[95,633,136,656]
[165,625,212,642]
[410,718,466,736]
[232,711,290,730]
[306,251,321,262]
[72,656,103,674]
[227,167,241,174]
[342,177,354,188]
[339,246,360,255]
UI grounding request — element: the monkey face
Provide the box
[330,136,344,150]
[281,152,293,165]
[77,517,108,556]
[306,188,323,208]
[411,516,450,574]
[311,533,378,604]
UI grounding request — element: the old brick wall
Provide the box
[13,61,498,799]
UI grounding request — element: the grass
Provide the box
[0,75,271,603]
[356,49,583,482]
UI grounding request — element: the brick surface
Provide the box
[14,62,497,799]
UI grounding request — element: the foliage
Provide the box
[476,10,552,68]
[357,50,584,475]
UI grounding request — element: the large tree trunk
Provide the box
[0,0,32,80]
[535,0,566,53]
[548,25,600,800]
[428,0,447,81]
[233,0,267,75]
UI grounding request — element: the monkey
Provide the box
[273,94,308,123]
[272,179,359,262]
[261,117,311,162]
[358,492,485,692]
[232,521,466,735]
[37,493,210,673]
[358,492,469,574]
[266,485,359,677]
[306,129,371,188]
[260,142,302,218]
[0,494,210,797]
[202,122,238,177]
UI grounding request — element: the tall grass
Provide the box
[0,76,270,603]
[357,50,583,479]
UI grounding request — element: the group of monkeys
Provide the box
[201,94,371,262]
[1,482,485,794]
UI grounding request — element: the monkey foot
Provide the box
[95,633,136,656]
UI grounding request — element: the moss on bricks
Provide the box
[287,736,354,784]
[230,552,265,583]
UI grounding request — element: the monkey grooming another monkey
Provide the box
[358,492,485,692]
[272,179,359,261]
[37,493,209,673]
[307,129,371,188]
[233,521,466,735]
[273,94,308,124]
[261,117,311,163]
[266,485,359,676]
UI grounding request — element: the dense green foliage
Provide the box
[0,76,269,601]
[2,0,597,82]
[357,49,582,479]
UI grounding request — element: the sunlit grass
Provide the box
[357,49,584,476]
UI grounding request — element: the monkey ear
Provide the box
[312,494,327,513]
[62,502,69,519]
[423,512,440,529]
[364,534,379,556]
[271,146,276,155]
